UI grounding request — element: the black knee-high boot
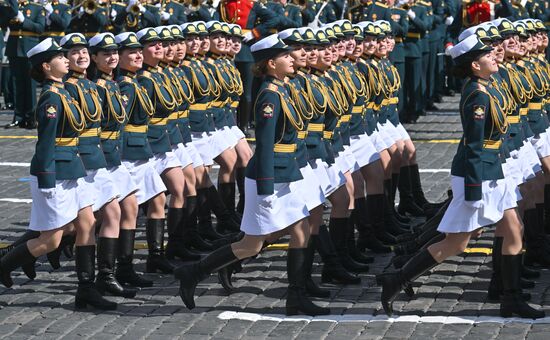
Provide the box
[304,239,330,298]
[0,243,36,287]
[145,219,175,274]
[354,196,392,253]
[286,248,331,316]
[328,217,369,273]
[346,216,374,264]
[206,185,241,232]
[0,230,40,280]
[96,237,139,298]
[488,237,504,300]
[545,184,550,234]
[74,245,117,310]
[397,166,425,217]
[500,254,545,319]
[236,167,246,215]
[197,188,232,241]
[376,249,438,316]
[218,182,236,215]
[524,207,550,267]
[174,244,239,309]
[391,173,410,224]
[315,225,360,284]
[383,179,414,237]
[165,207,201,261]
[116,229,153,287]
[409,164,442,211]
[47,234,76,270]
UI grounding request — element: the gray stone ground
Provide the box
[0,95,549,339]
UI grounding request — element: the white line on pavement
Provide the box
[419,169,451,173]
[0,198,32,203]
[0,162,31,167]
[218,311,550,325]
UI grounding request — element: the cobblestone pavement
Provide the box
[0,95,549,339]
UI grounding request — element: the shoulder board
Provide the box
[206,59,215,65]
[517,60,525,67]
[267,84,278,92]
[121,76,133,83]
[182,60,191,67]
[96,79,106,87]
[45,85,59,94]
[140,71,151,78]
[377,3,388,8]
[66,78,78,85]
[476,83,488,93]
[112,2,126,6]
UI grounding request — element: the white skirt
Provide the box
[335,147,356,174]
[530,132,550,158]
[323,161,347,195]
[210,128,236,158]
[289,163,326,211]
[501,159,522,204]
[371,130,389,152]
[396,123,411,140]
[438,176,509,233]
[173,143,194,169]
[85,168,120,212]
[383,122,403,142]
[349,133,381,168]
[184,142,204,168]
[107,165,139,201]
[122,159,167,205]
[150,151,182,175]
[190,131,214,166]
[377,122,397,147]
[241,178,309,236]
[309,159,333,197]
[230,125,246,140]
[29,176,95,231]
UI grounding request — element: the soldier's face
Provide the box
[200,36,210,54]
[230,37,242,54]
[92,50,119,73]
[502,35,518,58]
[44,53,69,79]
[386,37,395,52]
[352,41,364,59]
[67,46,90,72]
[541,33,549,49]
[185,35,201,55]
[162,41,177,62]
[175,41,187,60]
[305,46,318,65]
[344,37,356,55]
[143,41,164,64]
[337,40,346,57]
[363,36,377,55]
[330,44,339,62]
[472,52,498,78]
[270,52,294,77]
[374,38,387,57]
[209,33,226,54]
[119,48,143,71]
[290,46,307,69]
[225,39,233,53]
[316,46,333,69]
[490,41,504,63]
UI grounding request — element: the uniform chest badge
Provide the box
[121,93,129,107]
[26,9,31,17]
[473,105,485,120]
[261,103,274,118]
[391,14,400,21]
[46,104,57,119]
[372,13,377,21]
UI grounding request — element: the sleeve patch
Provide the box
[261,103,274,118]
[46,104,57,119]
[473,105,485,120]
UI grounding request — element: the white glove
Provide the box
[139,4,146,13]
[160,11,170,21]
[211,0,220,8]
[111,9,117,19]
[407,9,416,20]
[44,3,54,15]
[40,188,56,199]
[398,0,408,5]
[464,200,483,209]
[243,31,254,42]
[520,0,527,7]
[444,44,453,56]
[128,0,138,5]
[155,2,161,8]
[16,10,25,23]
[445,16,454,26]
[78,6,84,17]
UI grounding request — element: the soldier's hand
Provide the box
[160,11,170,21]
[111,9,117,19]
[44,3,54,15]
[444,44,453,56]
[445,16,454,26]
[16,10,25,23]
[40,188,56,199]
[243,31,254,42]
[407,9,416,20]
[139,4,147,13]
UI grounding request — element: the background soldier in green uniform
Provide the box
[350,0,392,24]
[0,0,17,111]
[42,0,71,42]
[417,0,432,114]
[113,0,160,32]
[159,0,187,25]
[69,0,109,37]
[303,0,337,26]
[4,0,45,129]
[388,0,408,120]
[266,0,302,29]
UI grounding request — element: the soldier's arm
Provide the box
[254,89,279,195]
[252,2,282,37]
[21,6,46,34]
[300,3,315,25]
[5,0,18,20]
[409,7,427,32]
[90,8,108,26]
[168,5,187,24]
[462,89,490,201]
[279,5,302,28]
[433,0,445,25]
[118,81,137,115]
[48,5,72,29]
[391,9,408,36]
[495,0,514,19]
[143,6,161,27]
[195,5,213,21]
[34,91,60,189]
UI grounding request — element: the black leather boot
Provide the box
[524,207,550,267]
[218,182,236,215]
[145,219,175,274]
[286,248,330,316]
[346,214,374,264]
[545,184,550,234]
[384,179,413,236]
[397,167,425,217]
[185,193,222,251]
[0,230,40,280]
[376,249,438,316]
[165,207,201,261]
[236,167,246,215]
[96,237,138,298]
[196,188,232,240]
[74,245,117,310]
[47,234,76,270]
[174,244,239,309]
[500,254,545,319]
[408,164,441,212]
[329,218,369,273]
[488,237,503,300]
[315,225,360,284]
[521,255,540,279]
[363,194,401,246]
[206,185,241,232]
[391,173,411,224]
[0,243,36,288]
[116,229,153,288]
[354,197,392,253]
[304,239,330,298]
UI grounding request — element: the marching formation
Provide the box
[0,0,549,321]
